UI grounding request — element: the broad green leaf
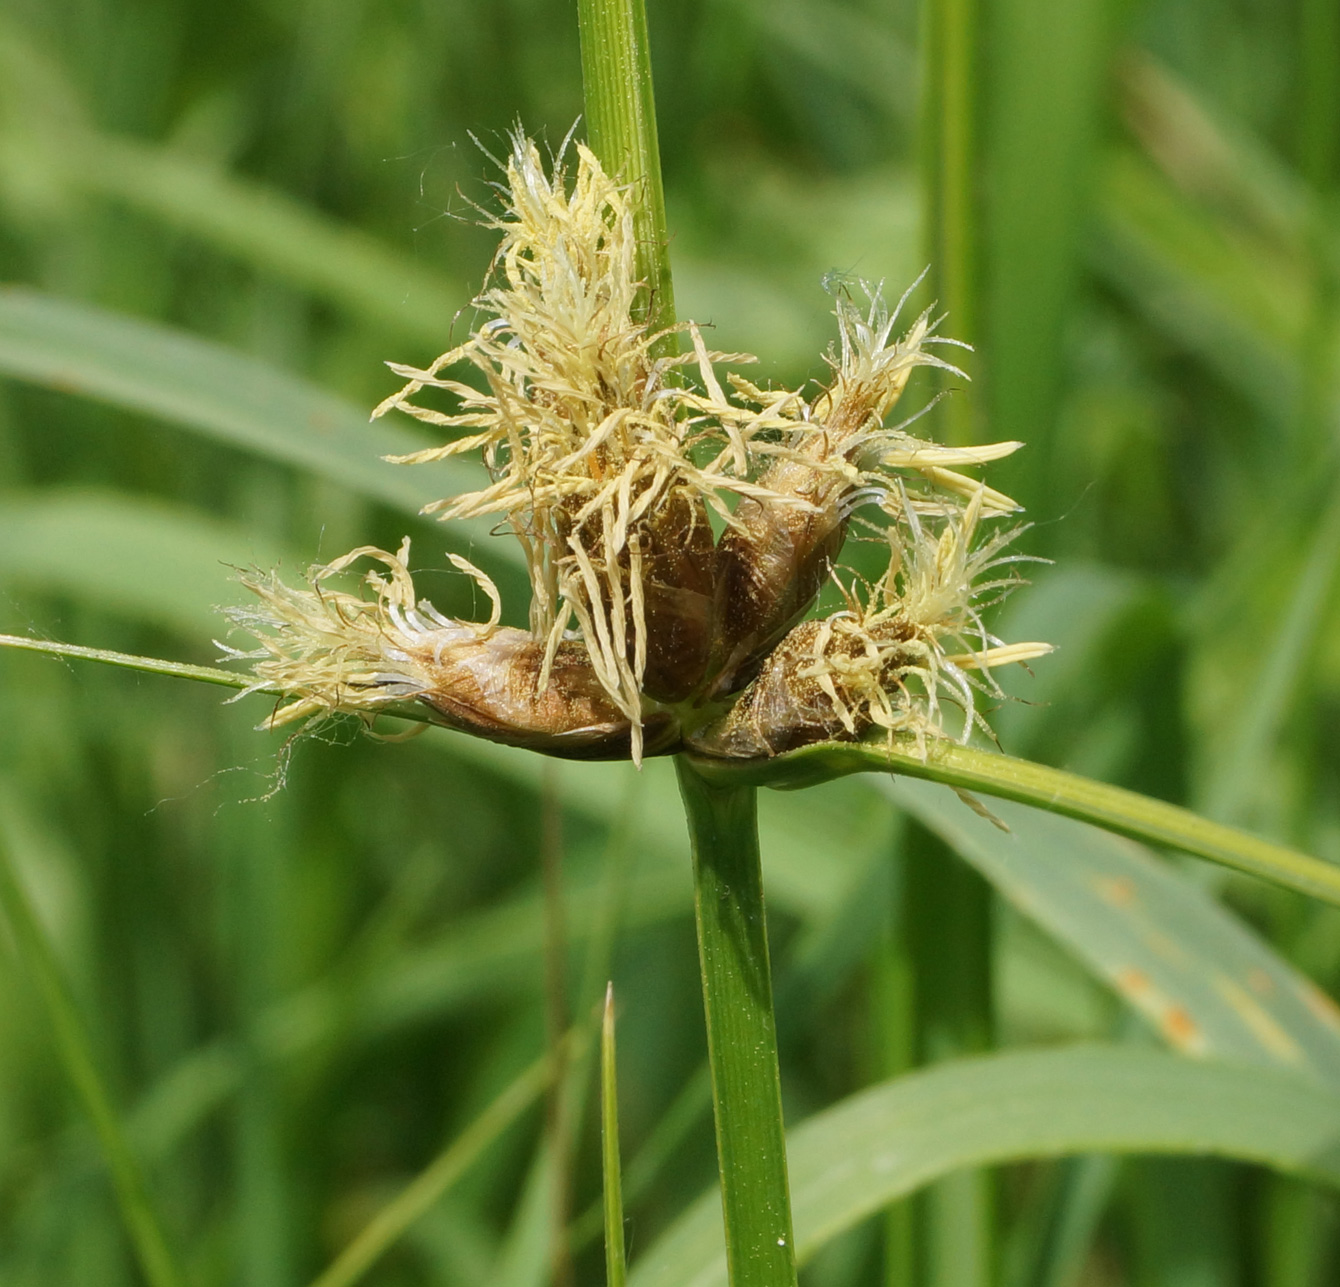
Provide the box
[884,778,1340,1080]
[0,489,286,637]
[0,289,518,566]
[629,1046,1340,1287]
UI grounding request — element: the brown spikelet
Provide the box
[222,542,679,759]
[692,490,1052,759]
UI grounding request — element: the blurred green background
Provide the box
[1,0,1339,1283]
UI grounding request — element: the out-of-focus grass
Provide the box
[0,1,1338,1285]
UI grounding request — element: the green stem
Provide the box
[0,833,187,1287]
[905,827,994,1287]
[674,758,797,1287]
[601,983,628,1287]
[688,741,1340,908]
[577,0,677,339]
[920,0,979,445]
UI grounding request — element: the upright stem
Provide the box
[905,826,994,1287]
[675,759,798,1287]
[539,762,574,1287]
[920,0,979,445]
[578,0,677,339]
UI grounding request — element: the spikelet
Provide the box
[690,489,1052,758]
[372,133,783,754]
[221,542,672,758]
[708,280,1024,696]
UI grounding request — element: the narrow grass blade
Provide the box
[629,1046,1340,1287]
[687,743,1340,909]
[578,0,676,338]
[885,778,1340,1079]
[1200,454,1340,828]
[70,134,464,347]
[602,984,628,1287]
[0,632,441,729]
[494,1143,559,1287]
[0,832,187,1287]
[308,1051,553,1287]
[1010,1155,1119,1287]
[0,632,273,693]
[571,1063,713,1253]
[1096,150,1302,424]
[675,759,798,1287]
[0,289,516,564]
[0,489,287,637]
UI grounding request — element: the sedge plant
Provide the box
[6,2,1340,1286]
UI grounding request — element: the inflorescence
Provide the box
[223,132,1050,763]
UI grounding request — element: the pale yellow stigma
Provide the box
[221,541,501,728]
[369,133,783,756]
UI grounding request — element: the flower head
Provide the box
[706,279,1023,696]
[223,131,1049,764]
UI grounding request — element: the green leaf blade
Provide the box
[630,1047,1340,1287]
[0,289,519,566]
[885,778,1340,1081]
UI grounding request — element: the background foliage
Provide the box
[0,0,1338,1284]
